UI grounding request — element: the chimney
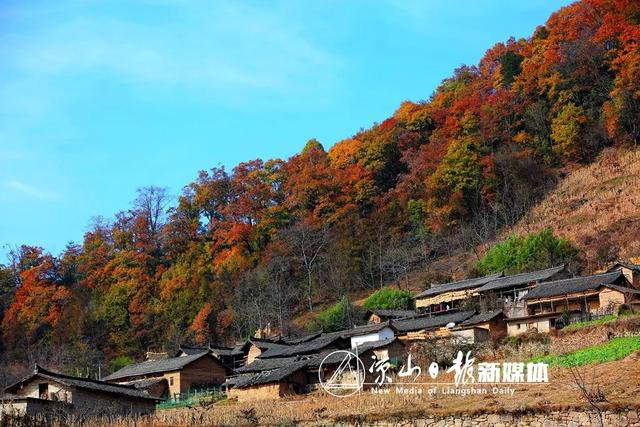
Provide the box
[145,351,169,361]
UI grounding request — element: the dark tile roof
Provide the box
[248,338,289,351]
[415,272,503,299]
[231,360,309,388]
[6,365,159,401]
[281,332,322,345]
[234,356,300,373]
[458,309,504,327]
[366,309,419,319]
[475,265,566,293]
[393,311,476,333]
[123,377,168,390]
[601,283,640,295]
[258,335,345,358]
[524,271,625,300]
[178,346,208,356]
[352,337,402,353]
[103,351,213,381]
[324,321,396,339]
[608,261,640,272]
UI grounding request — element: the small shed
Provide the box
[2,365,158,417]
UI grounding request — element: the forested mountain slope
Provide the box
[0,0,638,380]
[511,147,640,271]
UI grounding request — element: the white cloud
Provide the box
[5,179,62,201]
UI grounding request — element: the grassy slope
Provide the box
[510,147,640,271]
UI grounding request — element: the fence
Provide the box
[156,388,226,410]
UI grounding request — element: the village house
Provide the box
[365,309,418,324]
[1,365,159,418]
[506,271,640,336]
[309,338,406,391]
[608,261,640,289]
[414,272,503,313]
[505,311,565,336]
[450,309,507,344]
[177,345,247,370]
[103,351,228,400]
[226,360,309,402]
[524,270,640,318]
[474,265,568,316]
[393,311,476,341]
[245,338,291,364]
[339,321,397,348]
[256,334,349,359]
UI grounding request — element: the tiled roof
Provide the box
[258,335,345,359]
[524,271,624,300]
[475,265,566,293]
[393,311,475,333]
[458,309,504,327]
[366,309,418,319]
[234,356,300,373]
[282,332,322,345]
[248,338,289,351]
[6,366,159,401]
[415,272,503,299]
[103,351,212,381]
[324,321,396,338]
[231,360,309,388]
[608,261,640,272]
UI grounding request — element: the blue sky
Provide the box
[0,0,573,259]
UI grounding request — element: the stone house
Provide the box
[103,351,228,400]
[607,261,640,289]
[226,360,309,402]
[474,265,568,316]
[1,365,158,417]
[450,309,507,343]
[506,312,565,336]
[523,270,640,318]
[393,311,476,341]
[415,272,503,313]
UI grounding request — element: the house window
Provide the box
[517,324,521,329]
[39,383,49,399]
[169,376,174,386]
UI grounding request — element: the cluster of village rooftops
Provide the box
[2,261,640,415]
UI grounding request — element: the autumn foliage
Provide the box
[1,0,638,375]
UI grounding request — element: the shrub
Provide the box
[363,286,415,310]
[308,296,362,333]
[108,355,135,373]
[476,228,580,275]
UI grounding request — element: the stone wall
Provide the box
[333,409,639,427]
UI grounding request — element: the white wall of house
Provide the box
[350,327,395,348]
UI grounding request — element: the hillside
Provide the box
[511,147,640,271]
